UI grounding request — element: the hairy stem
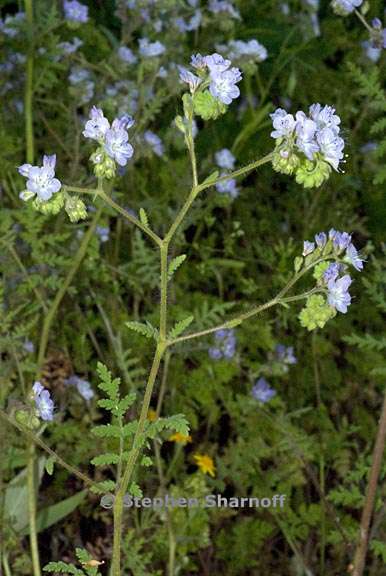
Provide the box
[352,388,386,576]
[111,342,166,576]
[27,440,40,576]
[24,0,34,164]
[170,289,319,345]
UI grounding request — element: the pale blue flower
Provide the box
[209,329,236,359]
[303,241,315,256]
[32,382,54,421]
[209,67,242,105]
[227,39,268,62]
[144,130,164,157]
[208,0,240,19]
[105,116,135,166]
[205,53,232,74]
[96,225,110,243]
[58,37,83,54]
[83,106,110,140]
[216,177,239,198]
[345,243,364,271]
[139,38,166,57]
[309,104,341,134]
[68,67,90,84]
[178,67,202,91]
[118,46,137,64]
[330,230,351,252]
[191,53,207,69]
[63,0,89,23]
[270,109,296,139]
[327,274,352,313]
[18,155,61,202]
[362,40,381,62]
[215,148,235,170]
[252,378,276,403]
[323,262,341,283]
[65,375,94,401]
[0,11,25,37]
[275,344,297,365]
[315,232,327,248]
[316,127,345,171]
[295,112,319,160]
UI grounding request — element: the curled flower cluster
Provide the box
[299,229,364,330]
[32,382,55,421]
[83,106,135,178]
[369,18,386,51]
[251,378,276,404]
[209,329,236,360]
[270,103,345,188]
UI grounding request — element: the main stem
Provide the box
[111,343,166,576]
[352,388,386,576]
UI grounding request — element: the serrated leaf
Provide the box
[43,561,84,575]
[168,254,187,281]
[126,321,158,340]
[141,456,153,467]
[96,363,120,400]
[139,207,149,227]
[168,316,194,340]
[91,424,122,438]
[91,453,120,466]
[129,482,143,498]
[90,480,116,495]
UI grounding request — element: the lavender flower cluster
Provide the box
[251,378,276,403]
[180,53,242,106]
[83,106,135,177]
[270,103,345,187]
[304,229,364,315]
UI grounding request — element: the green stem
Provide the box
[64,186,162,246]
[354,9,373,34]
[111,342,166,576]
[2,553,12,576]
[160,243,169,340]
[164,154,273,243]
[170,289,319,345]
[24,0,34,164]
[27,440,40,576]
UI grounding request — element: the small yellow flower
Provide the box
[168,432,192,444]
[147,409,157,421]
[193,453,216,477]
